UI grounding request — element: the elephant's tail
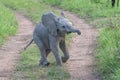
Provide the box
[24,39,34,50]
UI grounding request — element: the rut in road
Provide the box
[0,12,34,80]
[63,11,102,80]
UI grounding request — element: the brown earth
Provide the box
[0,11,102,80]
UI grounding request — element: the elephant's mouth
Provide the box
[57,29,67,34]
[67,32,72,34]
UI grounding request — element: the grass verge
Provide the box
[97,18,120,80]
[0,3,18,46]
[41,0,120,21]
[0,0,59,23]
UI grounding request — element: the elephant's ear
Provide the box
[42,12,58,36]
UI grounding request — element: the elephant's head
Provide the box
[42,12,81,36]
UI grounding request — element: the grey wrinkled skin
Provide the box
[24,12,81,66]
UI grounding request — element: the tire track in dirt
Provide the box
[63,11,102,80]
[0,12,34,80]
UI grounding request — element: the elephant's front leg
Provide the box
[49,35,62,66]
[59,40,69,63]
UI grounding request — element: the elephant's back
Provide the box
[34,23,48,37]
[34,23,50,48]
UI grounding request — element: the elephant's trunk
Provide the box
[67,27,81,35]
[73,29,81,35]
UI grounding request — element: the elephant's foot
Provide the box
[61,56,69,63]
[56,62,62,66]
[39,60,50,67]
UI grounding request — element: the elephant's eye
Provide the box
[62,26,65,28]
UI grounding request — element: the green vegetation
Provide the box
[42,0,120,21]
[41,0,120,80]
[0,3,17,46]
[97,18,120,80]
[13,45,70,80]
[0,0,58,23]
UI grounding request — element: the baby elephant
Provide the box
[24,12,81,66]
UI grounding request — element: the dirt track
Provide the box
[64,11,101,80]
[0,11,101,80]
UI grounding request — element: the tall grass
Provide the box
[42,0,120,21]
[97,19,120,80]
[0,3,17,46]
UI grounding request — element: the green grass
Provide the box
[13,45,70,80]
[97,20,120,80]
[0,3,18,46]
[0,0,71,79]
[0,0,59,23]
[42,0,120,21]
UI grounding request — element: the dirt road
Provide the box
[64,11,101,80]
[0,11,101,80]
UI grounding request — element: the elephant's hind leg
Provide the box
[46,49,51,57]
[33,36,49,66]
